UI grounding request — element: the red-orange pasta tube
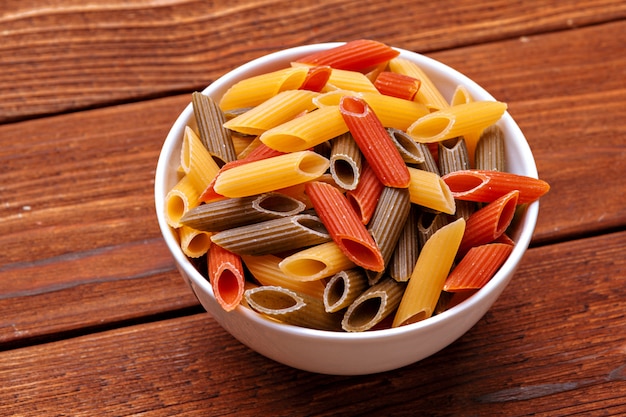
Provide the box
[345,162,384,224]
[339,96,411,188]
[373,71,421,101]
[294,39,400,72]
[458,190,519,255]
[442,169,550,204]
[305,181,384,272]
[208,243,245,312]
[444,243,514,292]
[299,66,332,92]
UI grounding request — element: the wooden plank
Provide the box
[1,22,624,344]
[1,231,624,416]
[1,0,625,122]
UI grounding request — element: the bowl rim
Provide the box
[154,42,539,341]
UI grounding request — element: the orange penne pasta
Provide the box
[299,66,332,92]
[199,144,285,203]
[444,243,514,292]
[305,181,384,272]
[294,39,400,72]
[373,71,421,101]
[339,96,410,188]
[208,243,245,312]
[458,190,519,256]
[345,162,384,224]
[442,169,551,204]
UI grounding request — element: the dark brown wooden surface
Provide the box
[1,1,625,415]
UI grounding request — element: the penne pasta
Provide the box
[180,126,221,193]
[392,218,466,327]
[299,65,332,92]
[180,192,305,232]
[213,151,330,198]
[342,277,406,332]
[475,124,506,172]
[294,39,400,72]
[278,241,357,281]
[339,96,411,188]
[345,162,384,224]
[241,254,325,299]
[417,210,451,248]
[389,205,421,282]
[366,187,411,285]
[192,92,237,166]
[210,214,330,256]
[325,68,379,93]
[165,174,201,228]
[244,286,342,331]
[442,169,550,204]
[449,84,481,165]
[198,143,285,203]
[259,105,348,152]
[219,66,310,111]
[178,225,212,258]
[387,128,426,165]
[329,131,363,191]
[388,57,449,111]
[374,71,421,101]
[407,101,508,143]
[458,190,519,256]
[323,268,369,313]
[444,243,514,292]
[223,90,319,136]
[438,136,471,176]
[305,181,384,272]
[407,167,456,214]
[360,92,429,131]
[208,243,245,312]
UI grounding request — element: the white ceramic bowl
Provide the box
[155,43,539,375]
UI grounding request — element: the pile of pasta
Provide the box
[165,40,550,332]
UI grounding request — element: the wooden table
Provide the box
[1,1,625,415]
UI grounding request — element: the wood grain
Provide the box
[1,0,625,122]
[1,231,624,416]
[1,21,624,345]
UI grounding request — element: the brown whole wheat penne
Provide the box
[210,214,330,256]
[342,277,406,332]
[180,193,305,232]
[192,92,237,166]
[244,286,342,331]
[323,268,369,313]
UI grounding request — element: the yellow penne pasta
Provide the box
[450,84,481,165]
[392,218,466,327]
[407,101,508,143]
[223,90,320,136]
[324,68,379,93]
[278,241,356,282]
[178,225,212,258]
[219,66,310,111]
[312,89,357,107]
[407,167,456,214]
[213,150,329,198]
[313,91,429,130]
[241,254,325,299]
[388,57,449,111]
[180,126,221,193]
[360,92,429,131]
[164,175,201,228]
[259,106,348,152]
